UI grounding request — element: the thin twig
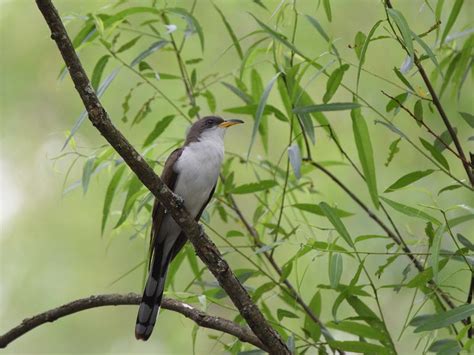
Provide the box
[0,294,266,350]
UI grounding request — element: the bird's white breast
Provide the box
[174,134,224,217]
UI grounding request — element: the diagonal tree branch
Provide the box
[34,0,289,352]
[0,293,266,350]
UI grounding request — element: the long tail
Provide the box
[135,245,171,341]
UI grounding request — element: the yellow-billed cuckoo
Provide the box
[135,116,243,340]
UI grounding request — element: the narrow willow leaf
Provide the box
[357,20,383,91]
[231,180,278,194]
[438,184,462,195]
[304,292,322,342]
[322,0,332,21]
[114,176,143,229]
[385,138,401,167]
[329,253,343,288]
[387,9,414,61]
[130,40,168,67]
[329,341,389,354]
[293,203,353,218]
[323,64,349,103]
[414,100,423,126]
[458,234,474,251]
[428,339,461,354]
[415,304,474,333]
[221,82,253,104]
[351,106,379,209]
[203,90,216,113]
[277,309,299,321]
[430,223,445,282]
[319,202,354,248]
[247,72,280,158]
[297,112,316,144]
[384,170,435,193]
[380,197,441,225]
[293,102,359,114]
[354,31,366,60]
[213,4,243,59]
[144,115,175,146]
[117,35,141,53]
[91,55,110,91]
[440,0,464,44]
[327,321,386,341]
[412,32,441,76]
[386,92,408,113]
[82,157,96,194]
[448,213,474,228]
[252,15,306,59]
[394,67,414,91]
[459,112,474,128]
[166,8,204,51]
[305,15,340,60]
[288,144,302,180]
[434,128,456,152]
[419,138,450,170]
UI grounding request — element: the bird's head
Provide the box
[185,116,243,144]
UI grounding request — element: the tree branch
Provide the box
[0,293,266,350]
[34,0,289,352]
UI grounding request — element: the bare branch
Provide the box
[34,0,289,352]
[0,293,266,350]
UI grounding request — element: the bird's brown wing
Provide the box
[148,148,183,266]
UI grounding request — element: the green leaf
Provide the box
[329,341,389,354]
[114,176,143,229]
[414,304,474,332]
[102,165,126,234]
[322,0,332,21]
[251,15,306,59]
[293,102,360,114]
[384,170,435,193]
[323,64,349,103]
[277,309,299,321]
[354,31,367,60]
[305,15,340,60]
[231,180,278,194]
[387,9,414,61]
[357,20,383,91]
[412,32,441,76]
[247,72,280,158]
[293,203,353,218]
[329,253,343,288]
[166,8,204,51]
[380,197,441,225]
[385,138,401,167]
[319,202,354,248]
[304,292,322,342]
[414,100,423,126]
[394,67,414,91]
[130,40,168,67]
[440,0,464,44]
[428,339,461,355]
[459,112,474,128]
[91,55,110,91]
[420,138,450,171]
[117,35,141,53]
[430,224,445,282]
[143,115,175,147]
[82,157,96,194]
[221,82,253,104]
[457,233,474,251]
[386,92,408,113]
[352,106,379,208]
[203,90,216,113]
[213,4,243,59]
[327,321,386,341]
[434,128,456,152]
[438,184,462,195]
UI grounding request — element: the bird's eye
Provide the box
[206,119,213,126]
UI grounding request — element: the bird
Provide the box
[135,116,243,341]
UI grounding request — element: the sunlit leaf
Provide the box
[323,64,349,103]
[117,35,141,53]
[380,197,441,225]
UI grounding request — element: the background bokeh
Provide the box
[1,0,473,353]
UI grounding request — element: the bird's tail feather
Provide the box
[135,246,171,341]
